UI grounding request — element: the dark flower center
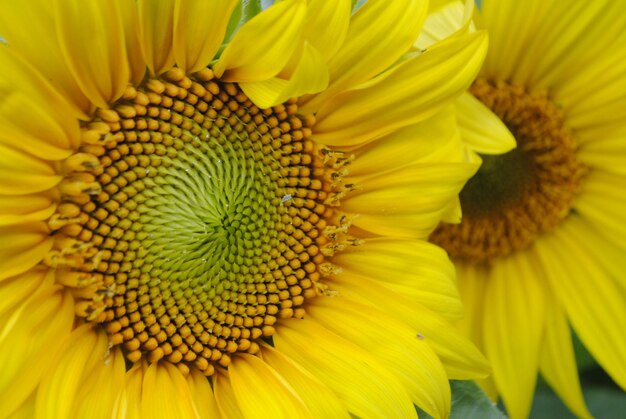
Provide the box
[431,79,586,263]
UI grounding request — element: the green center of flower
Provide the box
[45,68,352,375]
[431,79,587,263]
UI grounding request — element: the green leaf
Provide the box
[449,381,507,419]
[416,381,507,419]
[224,3,243,44]
[530,383,626,418]
[241,0,263,22]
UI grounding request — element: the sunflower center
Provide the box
[45,68,349,375]
[430,79,586,263]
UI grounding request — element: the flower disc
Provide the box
[47,68,337,375]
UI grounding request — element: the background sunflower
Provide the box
[423,0,626,418]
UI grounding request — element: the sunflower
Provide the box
[424,0,626,417]
[0,1,491,417]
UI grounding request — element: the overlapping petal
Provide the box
[0,223,53,282]
[307,297,451,418]
[314,31,487,146]
[54,0,130,108]
[240,42,328,108]
[261,345,350,419]
[342,161,478,238]
[140,362,200,419]
[536,219,626,390]
[481,253,547,419]
[332,238,462,317]
[303,0,428,111]
[302,0,351,60]
[35,325,124,419]
[415,0,475,50]
[454,92,516,155]
[0,47,81,155]
[229,354,313,418]
[274,317,418,419]
[330,269,490,380]
[0,275,73,417]
[539,293,591,419]
[173,0,239,73]
[214,0,307,82]
[0,0,91,114]
[138,0,176,75]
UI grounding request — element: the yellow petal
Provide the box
[138,0,176,75]
[455,92,516,154]
[54,0,130,108]
[0,282,73,418]
[0,92,74,162]
[478,0,549,83]
[535,218,626,391]
[556,43,626,133]
[74,347,127,419]
[551,212,626,293]
[578,131,626,176]
[173,0,238,73]
[0,144,62,195]
[308,297,451,418]
[213,372,245,418]
[119,0,147,84]
[0,0,91,115]
[117,363,146,419]
[186,368,220,419]
[141,362,199,419]
[0,195,54,217]
[240,42,328,108]
[416,0,475,50]
[539,292,592,419]
[482,253,547,419]
[342,162,478,238]
[214,0,307,82]
[0,197,55,227]
[0,223,53,282]
[0,268,47,323]
[450,263,497,386]
[302,0,428,111]
[0,46,81,157]
[574,171,626,249]
[440,196,463,224]
[454,261,490,359]
[302,0,351,60]
[332,238,462,318]
[35,325,112,418]
[348,107,465,178]
[314,31,488,146]
[508,1,626,93]
[261,345,350,419]
[6,393,35,419]
[331,270,490,380]
[229,354,313,419]
[274,317,417,419]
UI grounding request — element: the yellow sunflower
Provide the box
[424,0,626,417]
[0,0,490,417]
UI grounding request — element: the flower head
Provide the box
[426,1,626,417]
[0,0,489,417]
